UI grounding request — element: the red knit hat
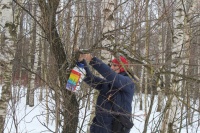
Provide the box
[111,56,128,72]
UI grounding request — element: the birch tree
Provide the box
[101,0,115,61]
[144,0,150,116]
[156,0,165,112]
[0,0,17,131]
[86,0,116,132]
[28,0,39,107]
[182,0,199,125]
[162,1,185,132]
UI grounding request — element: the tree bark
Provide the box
[29,0,39,107]
[157,0,164,113]
[37,0,79,132]
[144,0,150,116]
[101,0,115,61]
[166,1,185,132]
[0,0,17,132]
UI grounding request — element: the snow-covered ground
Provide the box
[0,85,200,133]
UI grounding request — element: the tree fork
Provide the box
[37,0,79,132]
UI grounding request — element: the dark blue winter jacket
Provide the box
[82,57,135,133]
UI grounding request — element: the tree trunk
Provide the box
[143,93,155,133]
[37,1,79,132]
[139,65,144,110]
[166,1,185,132]
[29,0,39,107]
[183,0,198,125]
[101,0,115,61]
[144,0,150,116]
[157,0,164,112]
[0,0,17,132]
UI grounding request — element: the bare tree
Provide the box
[163,1,186,132]
[36,0,79,132]
[0,0,18,132]
[28,0,40,107]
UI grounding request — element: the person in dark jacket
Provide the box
[79,54,135,133]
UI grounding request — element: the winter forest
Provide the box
[0,0,200,133]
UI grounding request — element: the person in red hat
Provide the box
[79,54,135,133]
[110,56,129,73]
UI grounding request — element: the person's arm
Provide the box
[80,59,106,90]
[89,57,134,92]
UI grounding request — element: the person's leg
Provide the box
[90,117,113,133]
